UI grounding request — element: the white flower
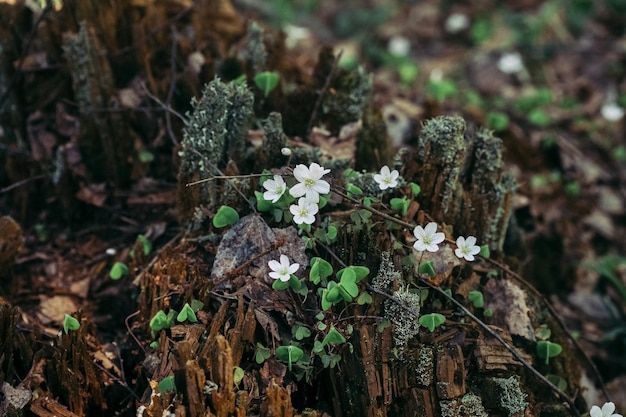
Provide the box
[413,222,445,252]
[388,36,411,57]
[373,165,400,190]
[454,236,481,261]
[281,147,292,156]
[601,103,625,121]
[289,163,331,203]
[289,197,319,225]
[497,52,525,74]
[444,13,470,34]
[262,175,287,203]
[590,402,623,417]
[268,254,300,282]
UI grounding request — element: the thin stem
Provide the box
[418,278,581,417]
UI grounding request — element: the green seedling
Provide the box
[536,340,562,365]
[176,303,198,323]
[255,343,271,364]
[213,205,239,228]
[468,290,484,308]
[254,71,279,97]
[158,376,176,394]
[292,323,312,341]
[149,309,176,333]
[390,197,410,216]
[309,257,333,285]
[479,245,490,258]
[427,79,457,102]
[131,234,152,258]
[321,325,346,346]
[233,367,244,387]
[418,261,436,278]
[419,313,446,332]
[63,314,80,334]
[486,111,510,131]
[109,261,129,280]
[276,345,304,371]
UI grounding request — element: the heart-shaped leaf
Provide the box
[357,291,373,305]
[418,261,436,277]
[63,314,80,334]
[254,71,279,97]
[338,269,358,297]
[149,310,169,332]
[419,313,446,332]
[255,343,271,364]
[177,303,198,323]
[213,205,239,228]
[310,257,333,284]
[109,262,129,280]
[536,340,562,365]
[321,326,346,346]
[468,290,484,308]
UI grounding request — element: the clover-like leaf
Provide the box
[536,340,562,365]
[310,257,333,284]
[418,261,436,277]
[149,310,170,332]
[357,291,373,305]
[254,71,279,97]
[177,303,198,323]
[276,345,304,371]
[255,343,271,364]
[158,376,176,394]
[63,314,80,334]
[321,326,346,346]
[233,367,244,386]
[419,313,446,332]
[468,290,484,308]
[338,269,358,298]
[213,205,239,228]
[109,261,129,280]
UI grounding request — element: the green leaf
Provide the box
[138,149,155,163]
[419,313,446,332]
[485,111,510,131]
[190,299,204,312]
[325,225,337,242]
[418,261,436,277]
[293,325,311,341]
[535,324,551,341]
[337,265,369,282]
[272,279,289,290]
[310,257,333,285]
[338,269,358,298]
[326,285,341,302]
[276,345,304,370]
[177,303,198,323]
[149,310,170,332]
[468,290,484,308]
[376,319,392,333]
[213,205,239,228]
[479,245,490,258]
[357,291,373,305]
[536,340,562,365]
[255,343,271,364]
[233,367,244,385]
[346,183,363,197]
[317,322,327,331]
[312,340,325,354]
[63,314,80,334]
[131,235,152,258]
[109,261,129,280]
[149,341,159,349]
[483,308,493,317]
[254,71,280,97]
[321,326,346,346]
[255,191,273,212]
[390,197,410,216]
[408,182,421,197]
[158,376,176,394]
[545,374,567,391]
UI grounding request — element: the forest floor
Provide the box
[1,1,626,416]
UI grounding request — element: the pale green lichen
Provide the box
[244,21,267,74]
[440,393,488,417]
[372,251,402,290]
[322,66,372,126]
[178,78,254,226]
[384,286,420,350]
[485,376,528,416]
[415,116,466,223]
[256,112,287,170]
[415,346,434,386]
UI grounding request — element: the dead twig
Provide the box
[418,277,582,417]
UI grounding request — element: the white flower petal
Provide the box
[292,164,308,182]
[431,232,445,245]
[424,222,438,235]
[289,183,306,198]
[602,403,616,417]
[413,226,426,239]
[465,236,477,246]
